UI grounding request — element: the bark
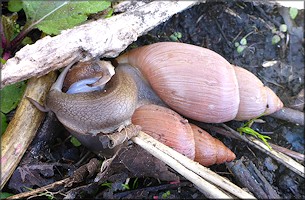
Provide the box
[1,1,199,88]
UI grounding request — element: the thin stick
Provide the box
[7,178,69,199]
[270,107,304,126]
[202,123,304,161]
[132,131,256,199]
[269,143,304,161]
[221,124,305,178]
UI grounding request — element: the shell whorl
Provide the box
[118,42,240,123]
[117,42,283,122]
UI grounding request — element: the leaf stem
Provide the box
[237,113,272,150]
[0,17,8,49]
[4,1,69,59]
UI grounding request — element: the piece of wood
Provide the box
[202,123,305,161]
[0,71,57,189]
[132,131,256,199]
[221,124,305,178]
[227,159,280,199]
[270,107,304,126]
[6,178,69,199]
[1,1,199,88]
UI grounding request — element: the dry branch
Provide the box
[270,107,304,126]
[6,179,69,199]
[6,131,255,199]
[1,1,199,88]
[221,124,305,178]
[227,159,280,199]
[132,131,256,199]
[0,72,57,189]
[202,123,305,161]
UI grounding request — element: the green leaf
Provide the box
[0,192,14,199]
[162,191,171,199]
[169,32,182,42]
[8,0,23,12]
[22,1,111,35]
[101,181,112,188]
[279,24,287,33]
[237,45,246,53]
[1,58,6,64]
[289,7,298,19]
[169,34,179,42]
[174,32,182,39]
[1,13,20,42]
[132,177,138,189]
[70,136,82,147]
[240,37,247,46]
[271,27,277,34]
[105,8,114,18]
[122,183,130,190]
[0,81,26,114]
[21,36,33,45]
[272,35,281,45]
[1,112,8,135]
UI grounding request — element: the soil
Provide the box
[3,1,304,199]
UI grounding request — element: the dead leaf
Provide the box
[95,144,178,185]
[8,163,57,193]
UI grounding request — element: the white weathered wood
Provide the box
[1,1,199,88]
[132,131,256,199]
[275,1,304,9]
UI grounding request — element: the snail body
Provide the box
[46,61,138,135]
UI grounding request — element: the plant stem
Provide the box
[0,17,8,49]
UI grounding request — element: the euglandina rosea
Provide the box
[116,42,283,123]
[35,42,283,162]
[131,104,236,166]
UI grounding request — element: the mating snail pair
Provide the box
[41,42,283,166]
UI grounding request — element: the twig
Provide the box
[201,123,304,161]
[6,178,69,199]
[255,5,281,27]
[132,131,256,199]
[0,72,57,190]
[227,159,280,199]
[270,107,304,126]
[269,143,304,161]
[221,124,305,178]
[214,18,232,47]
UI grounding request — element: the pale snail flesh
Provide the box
[46,60,138,136]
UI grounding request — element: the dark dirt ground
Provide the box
[3,1,304,199]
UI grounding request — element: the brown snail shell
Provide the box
[131,104,196,160]
[190,124,236,166]
[132,104,236,166]
[233,66,283,120]
[117,42,283,123]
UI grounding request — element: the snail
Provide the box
[116,42,283,123]
[36,42,283,160]
[131,104,236,166]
